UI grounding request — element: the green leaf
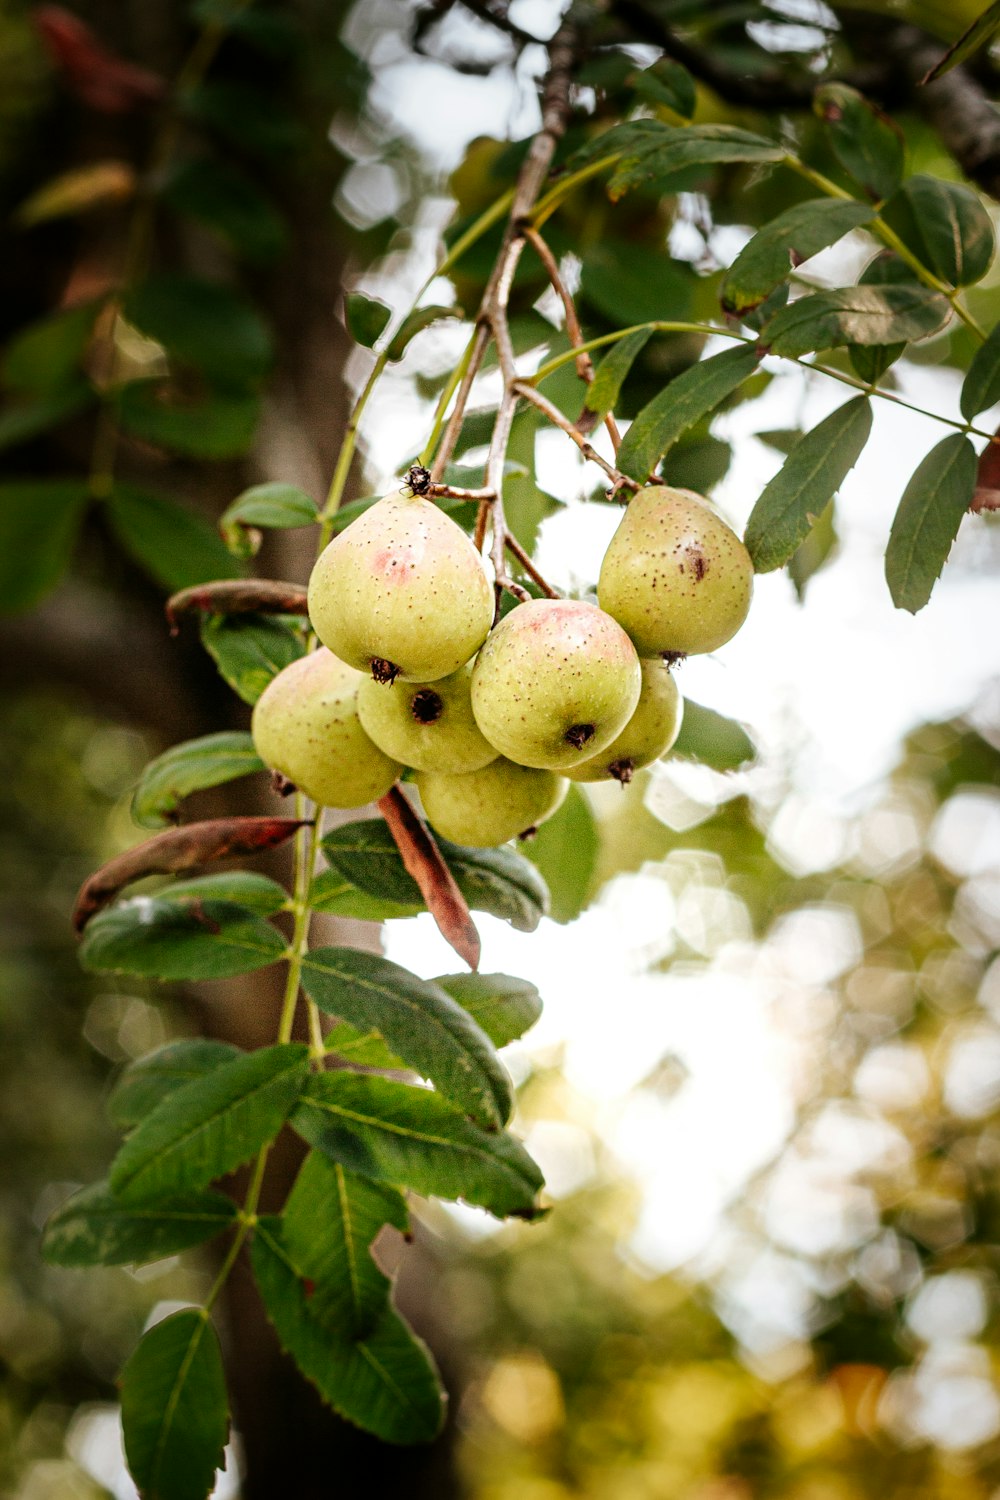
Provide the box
[434,972,542,1048]
[132,731,265,828]
[922,0,1000,81]
[2,300,103,394]
[0,478,89,613]
[323,1021,405,1069]
[0,384,95,452]
[79,897,287,981]
[163,157,287,264]
[629,58,696,119]
[599,122,784,200]
[125,275,272,388]
[763,283,950,358]
[109,1040,242,1129]
[43,1181,236,1266]
[847,252,910,382]
[617,343,761,480]
[585,329,653,420]
[721,199,873,314]
[160,873,289,915]
[308,871,422,922]
[119,383,261,459]
[885,433,977,612]
[813,84,904,201]
[320,819,549,932]
[744,397,872,572]
[521,785,598,924]
[282,1152,407,1337]
[962,319,1000,419]
[110,1043,309,1201]
[880,175,994,286]
[345,293,392,348]
[386,305,463,362]
[292,1072,544,1219]
[107,486,242,591]
[251,1219,443,1444]
[788,498,838,600]
[300,948,511,1129]
[120,1309,229,1500]
[219,483,318,558]
[670,699,755,771]
[199,612,306,704]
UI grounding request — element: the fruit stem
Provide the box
[504,531,560,597]
[521,223,623,454]
[513,380,641,491]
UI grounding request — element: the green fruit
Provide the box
[566,658,683,783]
[598,485,753,656]
[417,758,567,847]
[251,648,402,808]
[307,488,493,683]
[470,599,641,771]
[356,661,497,774]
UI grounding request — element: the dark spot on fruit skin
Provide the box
[411,689,443,724]
[565,723,596,750]
[691,552,707,581]
[371,657,401,685]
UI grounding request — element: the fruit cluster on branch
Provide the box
[251,480,754,846]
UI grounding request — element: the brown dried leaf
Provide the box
[165,579,309,633]
[378,787,481,971]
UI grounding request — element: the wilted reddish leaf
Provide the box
[34,6,165,113]
[973,426,1000,512]
[378,786,481,971]
[73,816,308,931]
[166,579,309,633]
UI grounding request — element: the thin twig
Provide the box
[429,322,492,482]
[504,531,559,597]
[513,380,639,490]
[428,483,496,501]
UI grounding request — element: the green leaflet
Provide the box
[108,1039,242,1128]
[219,482,318,557]
[79,897,287,981]
[345,292,391,348]
[813,83,904,201]
[0,477,89,614]
[584,329,653,420]
[669,699,755,772]
[199,612,306,705]
[110,1043,309,1201]
[617,343,761,480]
[155,872,289,915]
[42,1180,237,1267]
[319,818,549,932]
[721,199,873,314]
[521,785,599,924]
[434,972,542,1048]
[282,1151,407,1337]
[251,1218,444,1445]
[923,0,1000,81]
[131,731,266,828]
[300,947,512,1128]
[763,283,950,358]
[292,1072,544,1220]
[120,1309,229,1500]
[106,486,243,591]
[880,175,995,287]
[885,434,977,613]
[744,397,872,572]
[961,319,1000,420]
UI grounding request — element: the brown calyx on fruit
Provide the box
[609,758,634,785]
[517,825,539,841]
[370,657,401,685]
[410,688,444,725]
[404,464,432,495]
[661,650,686,669]
[271,771,296,797]
[564,722,596,751]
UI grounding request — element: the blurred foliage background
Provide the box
[2,0,1000,1495]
